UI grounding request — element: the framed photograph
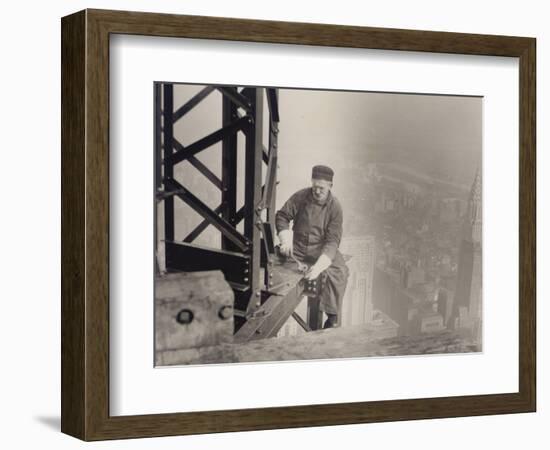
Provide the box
[61,9,536,440]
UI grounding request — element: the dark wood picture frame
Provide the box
[61,9,536,441]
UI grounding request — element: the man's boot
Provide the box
[323,313,338,329]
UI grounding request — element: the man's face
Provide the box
[311,178,332,203]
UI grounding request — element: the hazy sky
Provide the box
[277,89,481,189]
[169,84,482,215]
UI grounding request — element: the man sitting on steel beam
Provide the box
[275,165,349,329]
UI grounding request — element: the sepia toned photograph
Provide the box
[154,83,482,366]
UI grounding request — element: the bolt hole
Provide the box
[176,309,194,325]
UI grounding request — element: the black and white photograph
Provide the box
[154,83,483,366]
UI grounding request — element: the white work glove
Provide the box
[278,229,293,257]
[305,254,332,280]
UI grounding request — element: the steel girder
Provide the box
[156,84,281,330]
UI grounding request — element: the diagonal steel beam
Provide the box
[171,139,225,190]
[234,281,305,342]
[187,155,223,190]
[266,98,279,234]
[183,203,224,243]
[266,88,280,123]
[164,177,250,251]
[173,86,215,122]
[292,312,312,332]
[234,205,245,225]
[167,115,251,166]
[260,148,277,210]
[216,87,253,113]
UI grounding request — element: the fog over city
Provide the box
[276,89,481,200]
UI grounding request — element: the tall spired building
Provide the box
[450,169,482,345]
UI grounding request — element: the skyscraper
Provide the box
[340,236,376,326]
[449,169,482,346]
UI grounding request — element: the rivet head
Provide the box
[218,305,233,320]
[255,291,261,297]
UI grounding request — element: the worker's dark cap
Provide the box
[312,165,334,182]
